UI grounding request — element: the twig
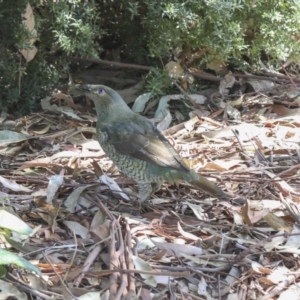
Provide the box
[116,221,129,300]
[64,230,78,282]
[73,244,103,287]
[125,222,136,296]
[43,253,77,299]
[280,62,299,90]
[69,57,300,87]
[188,70,221,82]
[232,129,254,167]
[174,81,202,109]
[68,57,152,71]
[232,72,291,83]
[265,70,300,84]
[109,220,119,298]
[89,268,190,277]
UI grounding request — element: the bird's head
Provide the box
[70,84,131,120]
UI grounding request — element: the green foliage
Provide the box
[144,69,173,97]
[1,0,299,115]
[48,0,99,56]
[0,0,100,115]
[143,0,300,67]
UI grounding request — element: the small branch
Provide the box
[280,62,299,90]
[188,70,221,82]
[232,72,290,83]
[174,81,202,109]
[69,57,152,71]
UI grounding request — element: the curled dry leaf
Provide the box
[165,61,184,79]
[46,173,64,204]
[0,176,31,193]
[20,3,37,62]
[241,200,269,225]
[263,212,292,233]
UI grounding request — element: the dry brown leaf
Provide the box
[177,222,199,241]
[258,277,275,285]
[203,159,243,171]
[207,60,228,75]
[20,3,37,62]
[241,200,269,225]
[152,240,203,256]
[165,61,184,79]
[263,212,292,233]
[251,262,272,274]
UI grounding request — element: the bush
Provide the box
[0,0,100,115]
[143,0,300,68]
[1,0,299,115]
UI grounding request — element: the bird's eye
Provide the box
[98,88,105,94]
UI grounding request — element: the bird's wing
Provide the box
[103,123,189,171]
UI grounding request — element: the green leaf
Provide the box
[0,210,33,235]
[0,265,7,277]
[0,249,41,275]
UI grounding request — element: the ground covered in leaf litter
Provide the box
[0,80,300,300]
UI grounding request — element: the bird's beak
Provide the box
[81,85,91,93]
[69,84,90,96]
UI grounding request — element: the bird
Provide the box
[70,84,228,202]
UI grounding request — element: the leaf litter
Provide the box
[0,74,300,299]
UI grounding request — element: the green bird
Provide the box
[71,84,227,202]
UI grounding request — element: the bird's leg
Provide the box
[137,182,153,202]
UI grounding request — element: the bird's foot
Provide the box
[137,182,153,203]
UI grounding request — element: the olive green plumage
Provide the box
[72,84,227,202]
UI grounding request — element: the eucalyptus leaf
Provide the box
[0,210,33,235]
[0,249,41,275]
[0,130,30,147]
[132,92,152,113]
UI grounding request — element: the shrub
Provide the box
[0,0,100,115]
[1,0,299,115]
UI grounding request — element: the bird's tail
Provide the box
[183,170,227,199]
[162,168,227,199]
